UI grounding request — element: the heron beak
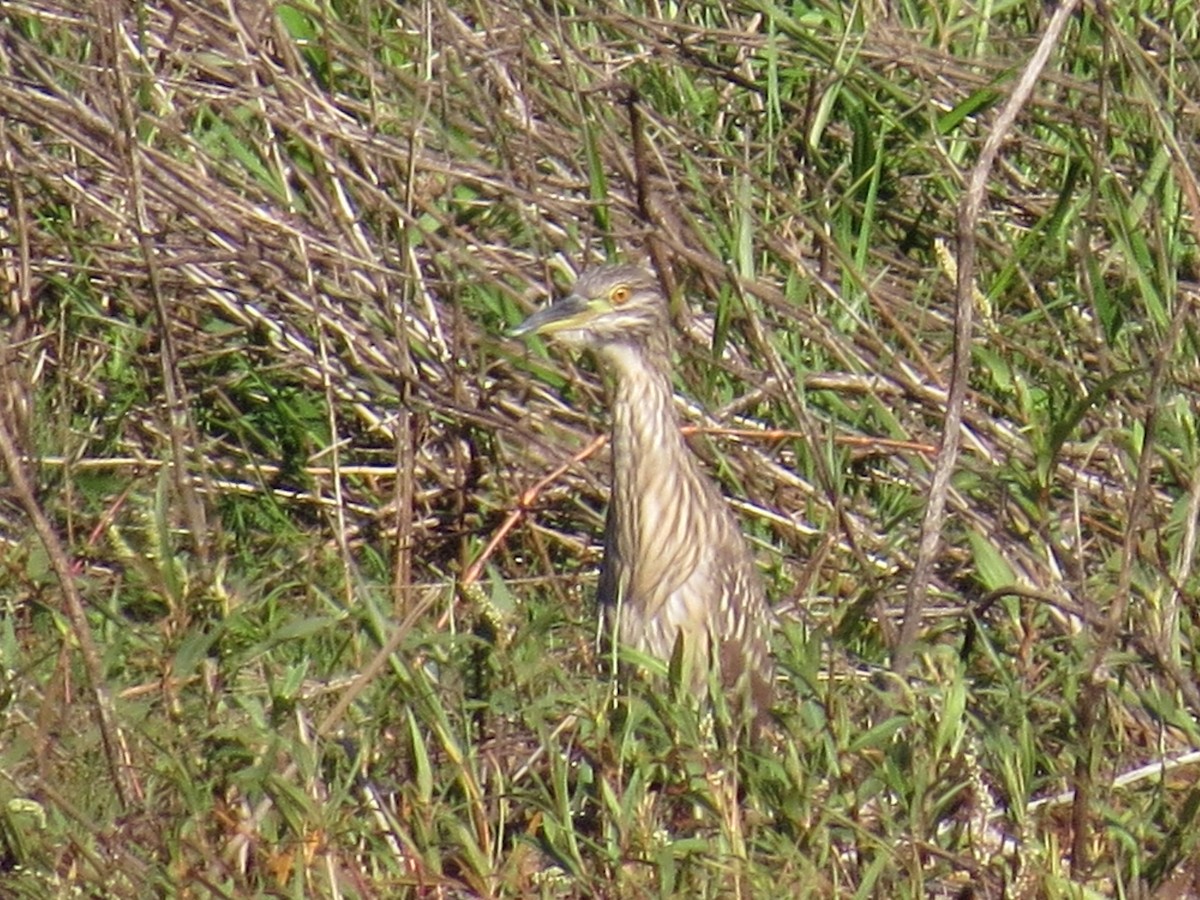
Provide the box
[510,294,593,338]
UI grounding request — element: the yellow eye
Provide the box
[610,285,630,305]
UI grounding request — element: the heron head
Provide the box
[512,265,668,352]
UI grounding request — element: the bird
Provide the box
[513,264,773,737]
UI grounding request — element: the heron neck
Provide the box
[600,342,710,564]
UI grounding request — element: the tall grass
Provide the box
[1,0,1198,895]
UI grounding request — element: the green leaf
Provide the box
[934,674,966,759]
[847,715,906,753]
[406,707,433,804]
[937,87,1002,135]
[967,528,1015,593]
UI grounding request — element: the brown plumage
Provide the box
[514,264,773,736]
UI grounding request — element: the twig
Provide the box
[0,398,140,808]
[461,435,608,588]
[893,0,1082,675]
[103,4,211,570]
[391,2,436,617]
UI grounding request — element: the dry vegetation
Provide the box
[1,1,1199,896]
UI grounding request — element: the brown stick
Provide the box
[894,0,1082,675]
[461,435,608,588]
[0,399,140,808]
[102,3,212,572]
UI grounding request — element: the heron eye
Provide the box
[610,285,630,305]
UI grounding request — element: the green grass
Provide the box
[1,0,1199,895]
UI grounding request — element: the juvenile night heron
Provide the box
[514,264,773,735]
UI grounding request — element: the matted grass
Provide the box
[1,1,1199,896]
